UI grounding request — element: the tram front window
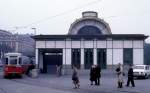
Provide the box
[10,58,17,65]
[5,58,8,65]
[19,58,21,64]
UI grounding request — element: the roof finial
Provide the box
[82,11,98,18]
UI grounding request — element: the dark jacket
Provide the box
[96,66,101,78]
[128,68,134,78]
[90,67,97,81]
[72,68,79,81]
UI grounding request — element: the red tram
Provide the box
[3,53,24,78]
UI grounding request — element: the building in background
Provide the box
[0,29,35,63]
[0,30,16,59]
[33,11,148,74]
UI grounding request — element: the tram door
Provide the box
[84,49,93,69]
[72,49,81,69]
[97,49,106,69]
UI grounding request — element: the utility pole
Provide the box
[15,32,19,53]
[31,28,37,67]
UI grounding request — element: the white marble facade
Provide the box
[36,40,144,67]
[34,11,147,70]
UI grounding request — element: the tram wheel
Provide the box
[18,74,23,78]
[4,75,9,79]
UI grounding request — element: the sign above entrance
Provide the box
[45,53,62,55]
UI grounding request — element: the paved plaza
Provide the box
[0,70,150,93]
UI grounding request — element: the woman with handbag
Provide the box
[116,63,124,88]
[72,65,80,89]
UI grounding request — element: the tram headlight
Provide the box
[16,65,21,67]
[5,67,8,71]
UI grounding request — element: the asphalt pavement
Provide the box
[0,69,150,93]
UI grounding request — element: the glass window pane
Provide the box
[84,49,93,69]
[72,49,81,69]
[10,58,17,65]
[123,48,133,65]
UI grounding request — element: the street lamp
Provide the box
[31,28,36,35]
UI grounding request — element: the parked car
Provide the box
[133,65,150,78]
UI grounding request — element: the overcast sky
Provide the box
[0,0,150,42]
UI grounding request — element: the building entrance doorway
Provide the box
[72,49,81,69]
[97,49,106,69]
[84,49,93,69]
[43,49,62,74]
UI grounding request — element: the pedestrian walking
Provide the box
[126,65,135,87]
[90,65,97,85]
[95,65,101,85]
[116,63,124,88]
[72,65,80,89]
[26,63,35,77]
[56,65,62,77]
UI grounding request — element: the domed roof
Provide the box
[68,11,111,35]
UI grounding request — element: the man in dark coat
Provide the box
[96,65,101,85]
[126,65,135,87]
[90,65,97,85]
[26,63,35,76]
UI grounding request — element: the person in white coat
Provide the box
[116,63,124,88]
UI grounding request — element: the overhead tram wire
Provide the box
[20,0,103,28]
[4,0,150,32]
[11,0,149,31]
[103,12,150,20]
